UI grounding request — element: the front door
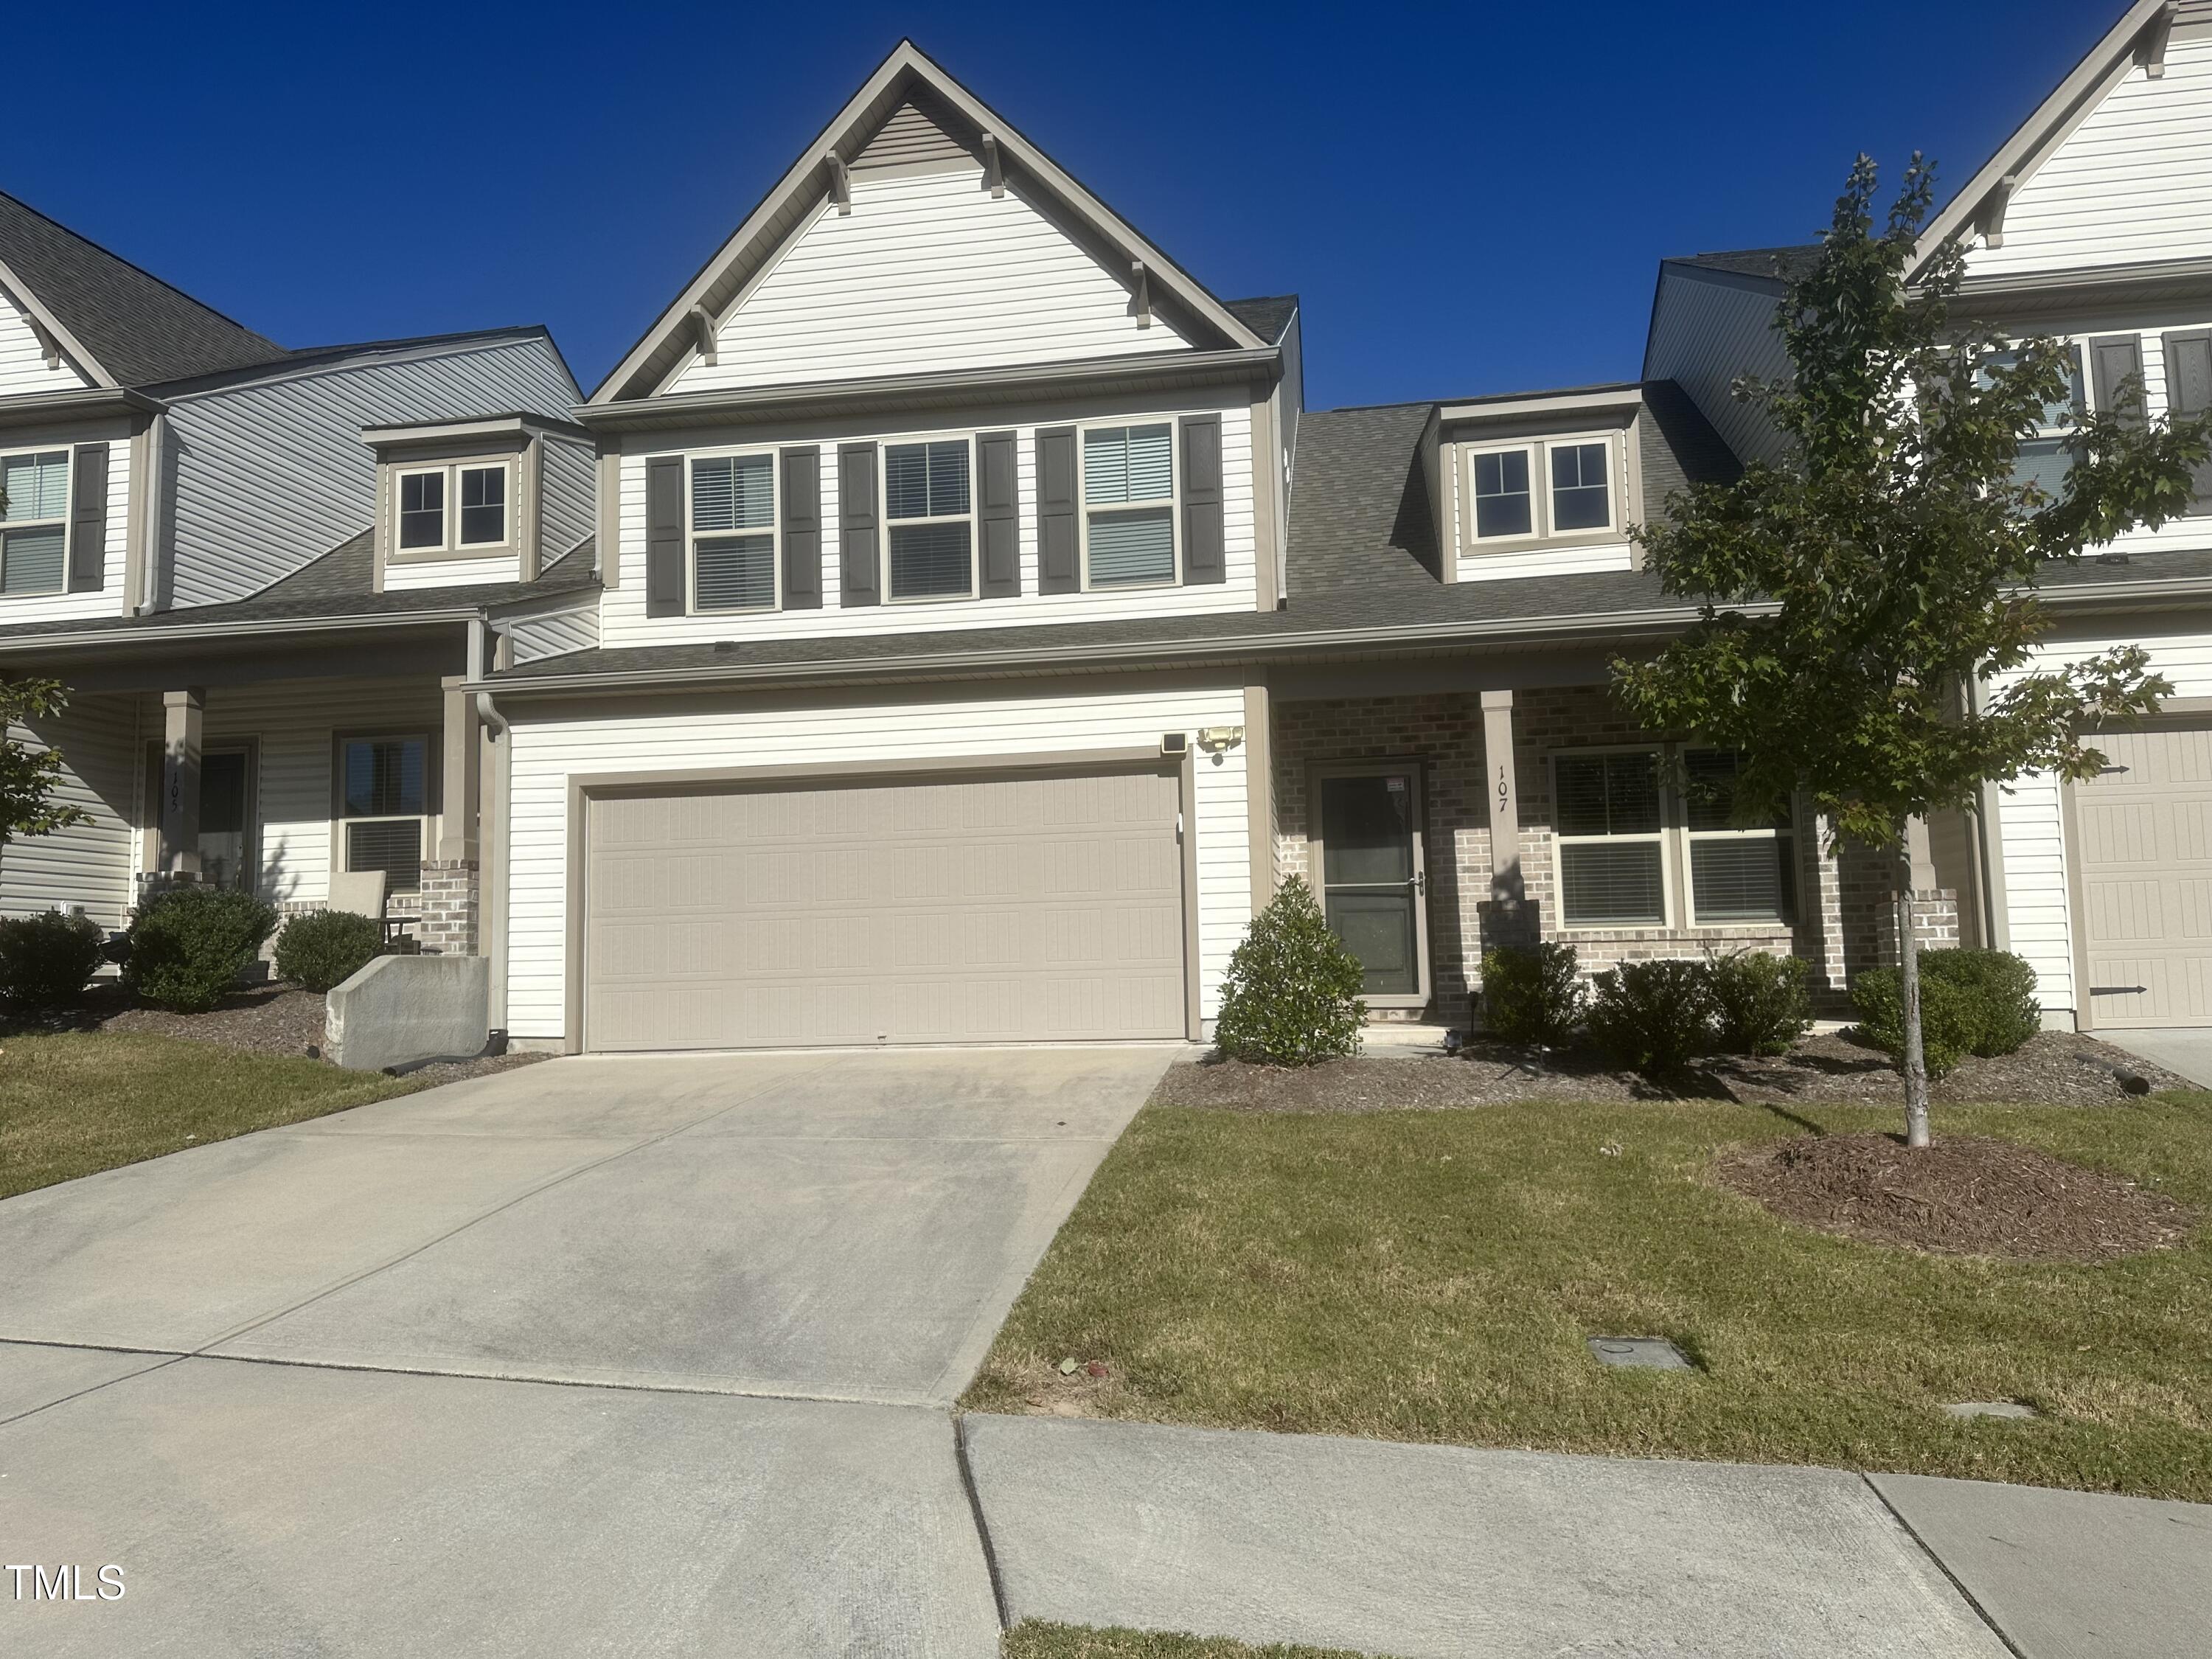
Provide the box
[1317,767,1427,1001]
[199,751,253,891]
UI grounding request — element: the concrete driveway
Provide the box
[0,1046,1171,1657]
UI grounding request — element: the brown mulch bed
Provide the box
[1158,1029,2194,1115]
[1715,1131,2197,1261]
[2,978,544,1088]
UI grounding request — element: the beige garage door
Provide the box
[2074,723,2212,1028]
[582,767,1187,1051]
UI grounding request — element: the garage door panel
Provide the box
[2078,723,2212,1029]
[584,768,1185,1050]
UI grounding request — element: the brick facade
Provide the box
[414,860,480,957]
[1272,684,1891,1024]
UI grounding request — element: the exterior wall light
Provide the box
[1196,726,1245,754]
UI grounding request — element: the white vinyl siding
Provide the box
[665,166,1192,394]
[502,681,1252,1042]
[0,434,131,625]
[0,292,93,396]
[504,604,599,664]
[1965,38,2212,279]
[1641,266,1792,468]
[380,552,525,591]
[162,336,577,608]
[1990,621,2212,1021]
[0,692,142,930]
[199,678,446,909]
[601,402,1256,648]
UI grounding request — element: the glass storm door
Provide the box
[198,751,251,891]
[1318,769,1426,998]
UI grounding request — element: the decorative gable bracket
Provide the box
[1975,174,2017,249]
[1130,261,1152,330]
[827,148,852,215]
[981,132,1005,199]
[688,304,718,369]
[2135,1,2177,77]
[27,317,62,370]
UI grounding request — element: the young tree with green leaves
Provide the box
[0,678,93,851]
[1615,155,2212,1148]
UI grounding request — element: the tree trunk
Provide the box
[1896,858,1931,1149]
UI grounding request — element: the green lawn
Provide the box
[965,1092,2212,1501]
[1004,1623,1380,1659]
[0,1032,417,1200]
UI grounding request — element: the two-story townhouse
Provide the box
[1647,0,2212,1035]
[0,190,600,954]
[465,41,1864,1053]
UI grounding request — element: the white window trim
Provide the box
[390,459,515,560]
[880,431,978,604]
[1461,429,1624,553]
[1548,743,1801,933]
[335,731,432,894]
[1550,745,1675,932]
[0,443,72,599]
[1078,417,1180,591]
[686,446,782,615]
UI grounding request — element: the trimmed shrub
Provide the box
[1586,958,1717,1077]
[275,909,386,994]
[124,885,278,1013]
[1214,876,1367,1065]
[1851,947,2041,1078]
[1706,949,1814,1057]
[0,909,104,1009]
[1481,941,1585,1046]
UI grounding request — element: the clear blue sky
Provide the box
[10,1,2124,410]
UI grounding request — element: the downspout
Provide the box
[469,619,512,1032]
[1964,672,2010,953]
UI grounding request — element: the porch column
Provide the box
[418,677,483,956]
[1478,689,1537,953]
[159,687,205,880]
[1903,814,1960,951]
[1244,680,1275,914]
[1480,690,1523,902]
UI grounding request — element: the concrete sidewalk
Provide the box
[962,1413,2212,1659]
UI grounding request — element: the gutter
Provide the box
[0,605,492,655]
[462,601,1744,698]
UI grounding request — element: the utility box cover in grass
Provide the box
[327,955,489,1072]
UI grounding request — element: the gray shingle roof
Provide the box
[1222,295,1298,343]
[1286,402,1441,596]
[1667,245,1820,283]
[0,189,289,388]
[0,532,597,643]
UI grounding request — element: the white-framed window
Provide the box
[1463,432,1621,548]
[1983,342,2084,500]
[689,450,779,612]
[1081,421,1178,588]
[1,448,71,597]
[882,437,974,601]
[1553,749,1669,928]
[392,460,512,554]
[1681,748,1797,926]
[338,733,429,892]
[1550,745,1798,931]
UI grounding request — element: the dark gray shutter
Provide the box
[1180,413,1225,585]
[977,429,1020,598]
[67,444,108,592]
[2090,335,2146,425]
[645,456,686,616]
[2165,331,2212,511]
[1036,426,1079,594]
[780,445,821,608]
[838,441,879,607]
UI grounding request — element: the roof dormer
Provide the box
[362,412,595,594]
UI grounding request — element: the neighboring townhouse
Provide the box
[1649,0,2212,1032]
[0,190,599,950]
